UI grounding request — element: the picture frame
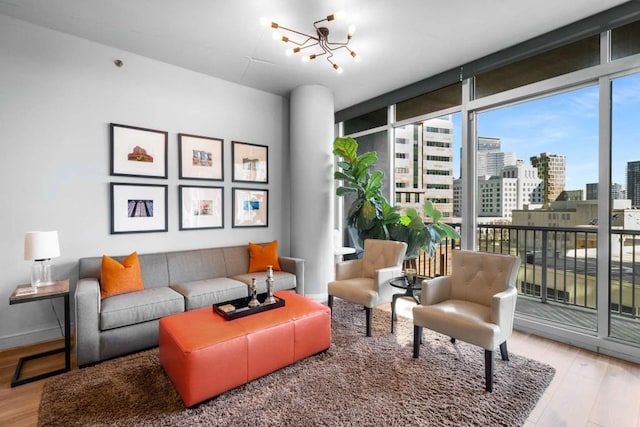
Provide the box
[178,133,224,181]
[110,123,168,178]
[110,183,168,234]
[232,141,268,183]
[232,187,268,228]
[179,185,224,230]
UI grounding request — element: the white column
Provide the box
[290,85,334,302]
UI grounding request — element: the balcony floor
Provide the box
[516,296,640,344]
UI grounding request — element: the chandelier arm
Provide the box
[297,43,320,52]
[276,24,319,44]
[325,40,350,49]
[325,44,354,55]
[312,18,329,28]
[285,36,318,47]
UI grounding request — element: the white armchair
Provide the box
[328,239,407,336]
[412,249,521,392]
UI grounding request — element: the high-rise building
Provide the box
[530,152,566,206]
[585,182,624,200]
[478,151,517,177]
[423,117,454,220]
[394,117,454,221]
[477,136,501,152]
[626,161,640,207]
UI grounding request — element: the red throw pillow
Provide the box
[248,240,282,273]
[100,252,145,299]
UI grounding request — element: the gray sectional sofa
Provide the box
[75,244,304,367]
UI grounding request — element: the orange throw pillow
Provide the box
[248,240,282,273]
[100,252,145,299]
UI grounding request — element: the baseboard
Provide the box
[302,292,327,304]
[0,326,67,351]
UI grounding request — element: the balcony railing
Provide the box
[414,223,640,340]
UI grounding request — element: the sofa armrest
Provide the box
[75,277,101,367]
[492,286,518,338]
[335,259,363,281]
[374,266,403,287]
[279,256,305,295]
[421,275,452,305]
[375,265,404,304]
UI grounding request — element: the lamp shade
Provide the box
[24,231,60,261]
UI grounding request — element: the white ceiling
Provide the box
[0,0,631,111]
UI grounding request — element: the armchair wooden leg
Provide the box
[413,326,422,358]
[328,295,333,314]
[499,341,509,361]
[485,349,494,392]
[365,307,372,337]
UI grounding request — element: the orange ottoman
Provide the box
[159,290,331,407]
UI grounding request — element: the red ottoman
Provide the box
[159,290,331,407]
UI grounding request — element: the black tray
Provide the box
[213,294,285,320]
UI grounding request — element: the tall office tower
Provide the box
[530,152,566,206]
[423,117,454,221]
[478,151,517,177]
[586,182,624,200]
[460,136,502,178]
[627,161,640,207]
[394,125,423,213]
[478,136,501,151]
[394,117,454,221]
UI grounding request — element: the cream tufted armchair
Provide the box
[328,239,407,336]
[412,249,521,392]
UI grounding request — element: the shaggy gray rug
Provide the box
[39,300,554,426]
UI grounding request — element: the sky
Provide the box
[450,72,640,193]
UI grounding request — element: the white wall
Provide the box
[0,15,291,349]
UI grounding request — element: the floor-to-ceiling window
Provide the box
[337,10,640,362]
[610,72,640,345]
[477,86,599,332]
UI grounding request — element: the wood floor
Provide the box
[1,300,640,427]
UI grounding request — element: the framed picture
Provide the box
[110,183,168,234]
[232,141,268,183]
[178,133,224,181]
[232,188,268,228]
[179,185,224,230]
[110,123,168,178]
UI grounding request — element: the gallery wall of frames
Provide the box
[109,123,269,234]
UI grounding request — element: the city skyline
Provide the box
[448,72,640,195]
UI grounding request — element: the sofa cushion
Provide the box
[100,287,184,331]
[166,248,227,285]
[232,271,296,294]
[248,240,281,272]
[79,252,170,289]
[171,277,249,310]
[100,252,145,299]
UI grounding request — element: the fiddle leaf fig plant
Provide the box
[334,136,459,260]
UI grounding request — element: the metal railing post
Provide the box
[541,229,548,304]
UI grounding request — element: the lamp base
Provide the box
[31,259,54,287]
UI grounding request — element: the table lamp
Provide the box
[24,231,60,287]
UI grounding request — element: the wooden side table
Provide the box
[9,279,71,387]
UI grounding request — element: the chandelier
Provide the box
[261,11,360,74]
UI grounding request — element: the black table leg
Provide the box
[11,293,71,387]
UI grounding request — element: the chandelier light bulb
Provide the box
[302,54,317,62]
[333,63,343,74]
[286,47,301,56]
[328,10,347,21]
[348,24,356,37]
[272,32,288,42]
[260,17,278,28]
[351,51,360,62]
